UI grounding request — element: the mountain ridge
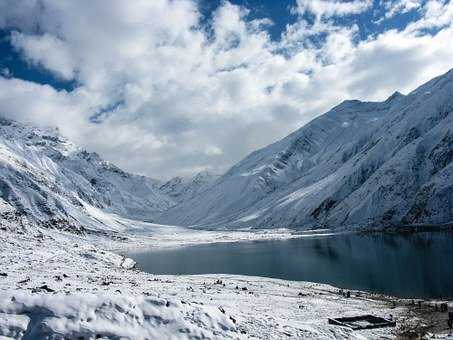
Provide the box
[157,69,453,230]
[1,69,452,232]
[0,117,215,230]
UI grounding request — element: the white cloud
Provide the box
[0,68,11,78]
[406,0,453,31]
[0,77,90,131]
[381,0,422,19]
[294,0,373,18]
[11,32,77,80]
[0,0,452,179]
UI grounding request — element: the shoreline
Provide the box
[1,225,453,339]
[109,223,453,255]
[120,227,453,301]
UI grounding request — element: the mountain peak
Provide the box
[384,91,404,104]
[193,170,218,182]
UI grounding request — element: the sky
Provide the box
[0,0,452,180]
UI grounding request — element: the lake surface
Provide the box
[127,232,453,299]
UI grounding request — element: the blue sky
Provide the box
[0,0,452,178]
[0,0,296,88]
[0,29,75,90]
[0,1,431,91]
[202,0,426,39]
[199,0,299,39]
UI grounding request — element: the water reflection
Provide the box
[127,232,453,298]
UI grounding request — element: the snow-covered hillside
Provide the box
[0,118,176,228]
[159,69,453,230]
[160,171,220,204]
[2,69,452,232]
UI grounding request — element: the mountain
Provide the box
[2,69,452,232]
[159,171,220,204]
[158,69,453,230]
[0,118,175,229]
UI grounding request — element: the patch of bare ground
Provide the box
[391,298,452,339]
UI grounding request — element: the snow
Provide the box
[0,199,13,214]
[0,291,237,339]
[0,118,175,224]
[237,210,266,222]
[277,174,337,207]
[0,116,224,234]
[0,225,420,340]
[6,65,452,233]
[1,70,453,339]
[239,165,267,177]
[158,68,453,231]
[159,171,220,204]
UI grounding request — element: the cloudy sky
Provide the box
[0,0,452,179]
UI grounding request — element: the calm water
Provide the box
[127,232,453,298]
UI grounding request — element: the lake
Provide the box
[126,232,453,299]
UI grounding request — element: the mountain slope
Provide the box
[0,118,174,229]
[158,69,453,230]
[159,171,220,204]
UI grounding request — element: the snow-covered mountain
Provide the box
[160,171,220,204]
[0,118,176,229]
[2,69,452,232]
[159,69,453,230]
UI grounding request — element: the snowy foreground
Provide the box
[1,224,453,340]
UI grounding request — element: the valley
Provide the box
[1,69,453,339]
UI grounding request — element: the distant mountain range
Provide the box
[1,69,452,231]
[159,171,220,204]
[0,120,217,229]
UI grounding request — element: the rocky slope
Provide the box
[159,69,453,230]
